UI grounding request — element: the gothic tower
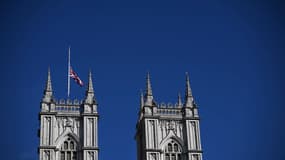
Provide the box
[38,69,99,160]
[135,73,203,160]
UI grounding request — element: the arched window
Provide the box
[70,141,74,150]
[164,140,181,160]
[168,143,172,152]
[64,142,68,149]
[174,144,178,152]
[60,138,77,160]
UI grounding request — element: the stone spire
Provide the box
[184,72,194,108]
[144,72,154,106]
[87,71,94,93]
[42,68,53,102]
[177,92,182,107]
[140,90,144,109]
[85,71,96,104]
[146,72,152,96]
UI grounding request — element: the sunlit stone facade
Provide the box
[38,69,203,160]
[135,73,203,160]
[38,69,99,160]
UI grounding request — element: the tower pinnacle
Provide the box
[145,72,154,106]
[87,71,94,93]
[184,72,194,108]
[85,71,96,104]
[140,90,144,109]
[146,72,152,96]
[46,67,52,91]
[42,67,53,102]
[177,92,182,107]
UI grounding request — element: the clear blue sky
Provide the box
[1,0,285,160]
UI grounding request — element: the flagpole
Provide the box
[68,46,71,98]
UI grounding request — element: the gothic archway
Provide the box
[163,139,182,160]
[55,127,80,148]
[59,137,78,160]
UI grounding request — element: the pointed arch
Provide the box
[56,128,80,160]
[161,137,182,160]
[159,130,183,150]
[55,127,80,149]
[161,138,183,153]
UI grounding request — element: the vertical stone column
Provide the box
[82,113,99,160]
[144,118,160,160]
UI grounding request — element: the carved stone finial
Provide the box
[87,71,94,93]
[42,67,53,103]
[85,71,96,104]
[146,72,152,96]
[184,72,194,108]
[140,90,144,109]
[177,92,182,107]
[145,72,154,106]
[46,67,52,92]
[185,72,192,97]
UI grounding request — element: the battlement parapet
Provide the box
[156,102,183,116]
[157,108,182,115]
[54,98,84,105]
[157,102,182,108]
[53,99,83,113]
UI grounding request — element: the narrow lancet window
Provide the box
[60,138,77,160]
[164,140,181,160]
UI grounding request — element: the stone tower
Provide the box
[135,73,203,160]
[38,69,99,160]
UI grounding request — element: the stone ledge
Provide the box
[186,150,203,153]
[81,146,99,150]
[81,113,99,117]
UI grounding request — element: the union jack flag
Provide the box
[70,67,84,87]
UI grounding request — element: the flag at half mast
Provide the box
[67,47,84,97]
[70,67,84,87]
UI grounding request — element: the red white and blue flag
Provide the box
[67,47,84,97]
[69,67,84,87]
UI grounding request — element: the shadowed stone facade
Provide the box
[135,73,203,160]
[38,69,99,160]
